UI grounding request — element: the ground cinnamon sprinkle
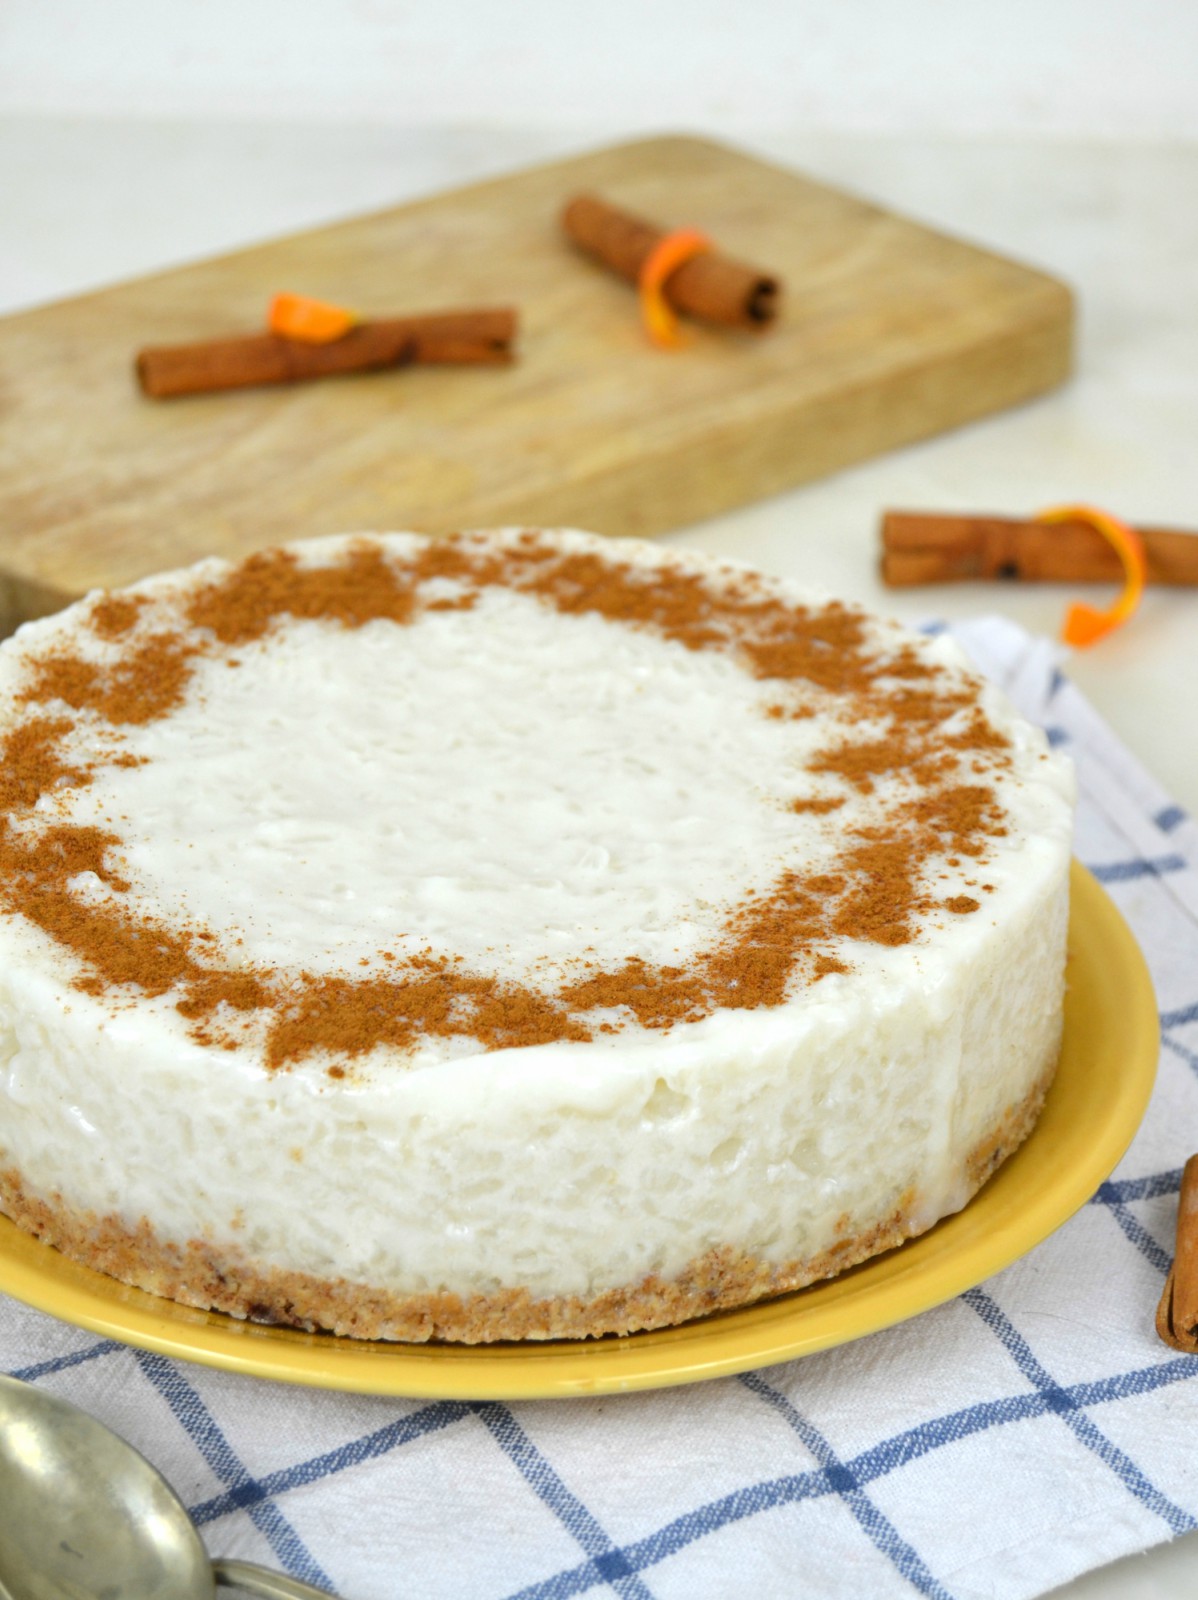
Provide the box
[19,634,196,726]
[88,593,148,640]
[902,783,1008,856]
[0,533,1015,1072]
[36,824,131,892]
[943,708,1011,752]
[0,717,89,812]
[830,839,924,946]
[264,966,590,1071]
[809,733,921,793]
[186,542,418,645]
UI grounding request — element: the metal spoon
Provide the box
[0,1372,338,1598]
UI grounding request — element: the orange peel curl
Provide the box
[638,229,712,348]
[268,292,357,344]
[1035,503,1147,648]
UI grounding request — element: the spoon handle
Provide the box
[213,1556,340,1598]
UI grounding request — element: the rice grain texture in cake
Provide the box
[0,530,1074,1342]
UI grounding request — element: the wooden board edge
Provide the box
[0,131,1072,333]
[0,133,736,331]
[443,289,1076,542]
[0,572,78,639]
[0,288,1076,626]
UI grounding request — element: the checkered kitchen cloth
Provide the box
[3,616,1198,1600]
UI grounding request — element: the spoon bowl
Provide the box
[0,1372,336,1598]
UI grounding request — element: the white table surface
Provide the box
[2,115,1196,1598]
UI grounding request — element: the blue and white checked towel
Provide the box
[3,616,1197,1600]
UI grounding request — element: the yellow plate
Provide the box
[0,863,1158,1398]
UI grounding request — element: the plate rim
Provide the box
[0,861,1159,1398]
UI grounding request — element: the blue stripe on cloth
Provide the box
[1046,726,1070,748]
[963,1289,1196,1536]
[37,1344,1180,1600]
[1049,667,1068,701]
[1161,1001,1198,1031]
[1101,1201,1174,1274]
[472,1402,659,1600]
[739,1371,955,1600]
[851,1355,1198,1484]
[1092,1170,1184,1205]
[504,1357,1198,1600]
[506,1472,845,1600]
[1090,1169,1182,1273]
[1156,805,1189,834]
[190,1400,473,1525]
[1088,855,1187,883]
[1163,1035,1198,1076]
[1069,1357,1198,1404]
[134,1351,336,1592]
[1069,1358,1198,1403]
[853,1389,1052,1480]
[6,1338,121,1383]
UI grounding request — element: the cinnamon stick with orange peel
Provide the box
[880,511,1198,588]
[1156,1156,1198,1352]
[561,193,780,330]
[136,308,518,399]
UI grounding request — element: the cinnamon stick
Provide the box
[561,193,779,329]
[881,511,1198,588]
[1156,1156,1198,1352]
[136,308,518,399]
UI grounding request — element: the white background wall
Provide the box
[2,0,1197,140]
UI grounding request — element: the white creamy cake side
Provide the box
[0,529,1074,1340]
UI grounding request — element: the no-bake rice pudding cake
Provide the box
[0,530,1074,1342]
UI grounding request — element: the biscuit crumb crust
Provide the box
[0,1059,1054,1344]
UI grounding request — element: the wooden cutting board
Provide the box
[0,134,1073,634]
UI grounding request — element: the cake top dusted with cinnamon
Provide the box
[0,528,1045,1080]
